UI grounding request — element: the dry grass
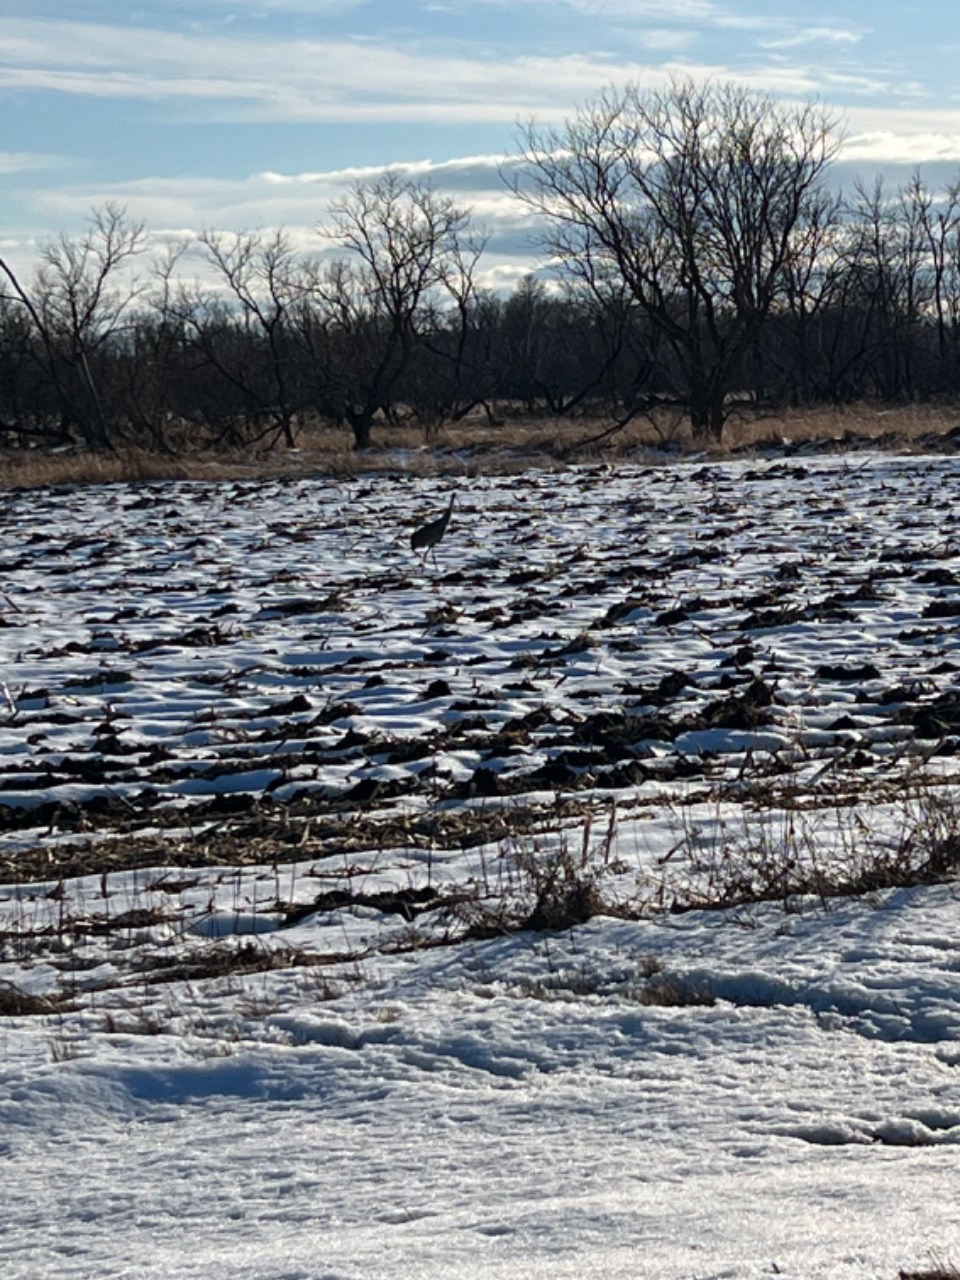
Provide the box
[659,778,960,915]
[724,401,960,452]
[3,402,959,491]
[0,443,349,492]
[0,981,74,1016]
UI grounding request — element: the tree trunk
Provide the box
[689,390,725,443]
[346,406,374,450]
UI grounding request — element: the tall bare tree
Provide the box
[316,174,482,449]
[511,78,840,440]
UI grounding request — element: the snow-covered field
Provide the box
[3,453,960,1279]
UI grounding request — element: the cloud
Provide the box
[26,155,521,234]
[260,154,511,194]
[0,19,603,121]
[440,0,720,19]
[0,151,62,174]
[3,5,958,293]
[185,0,368,9]
[636,30,701,53]
[533,0,719,15]
[760,26,863,51]
[842,104,960,142]
[842,132,960,165]
[0,18,831,126]
[27,115,960,247]
[820,70,893,98]
[437,0,781,33]
[9,128,960,292]
[15,153,536,287]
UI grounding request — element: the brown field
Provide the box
[2,401,960,491]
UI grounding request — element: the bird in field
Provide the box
[410,492,456,568]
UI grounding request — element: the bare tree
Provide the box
[110,241,193,453]
[909,171,960,388]
[316,174,483,449]
[833,178,935,400]
[511,78,840,440]
[197,228,309,447]
[0,293,45,447]
[497,274,638,419]
[0,203,146,450]
[772,192,845,405]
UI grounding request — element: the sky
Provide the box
[2,0,960,286]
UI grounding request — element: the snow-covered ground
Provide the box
[3,454,960,1279]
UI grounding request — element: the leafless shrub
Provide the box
[512,842,607,932]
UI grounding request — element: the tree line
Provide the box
[3,79,960,454]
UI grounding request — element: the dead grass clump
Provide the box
[504,970,605,1001]
[457,806,633,937]
[523,878,603,931]
[70,906,177,938]
[0,793,600,888]
[513,809,627,932]
[134,940,340,986]
[491,960,714,1007]
[721,401,960,453]
[900,1262,960,1280]
[100,1007,168,1036]
[637,974,716,1007]
[0,981,74,1017]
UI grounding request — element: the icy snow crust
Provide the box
[2,455,960,1278]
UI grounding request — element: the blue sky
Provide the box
[2,0,960,283]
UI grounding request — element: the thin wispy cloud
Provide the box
[188,0,368,10]
[637,30,701,53]
[760,26,863,51]
[0,17,830,124]
[441,0,782,33]
[822,70,895,98]
[440,0,720,19]
[0,19,617,119]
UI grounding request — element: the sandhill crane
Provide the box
[411,492,456,568]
